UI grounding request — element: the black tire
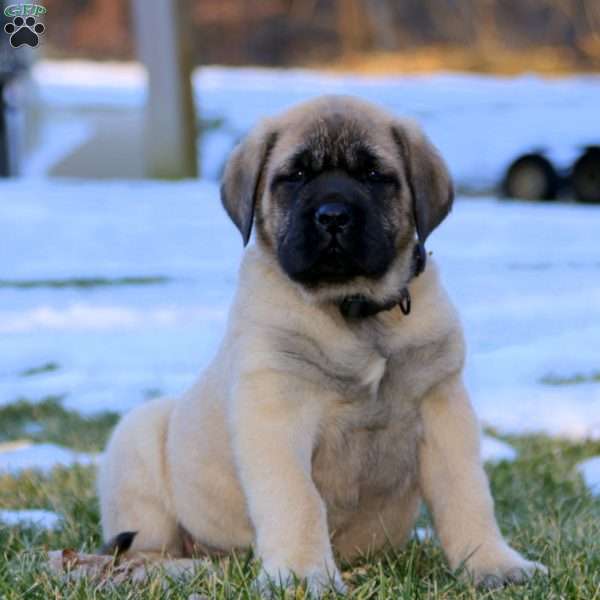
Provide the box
[501,153,559,201]
[572,147,600,204]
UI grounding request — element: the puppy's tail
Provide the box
[99,531,138,556]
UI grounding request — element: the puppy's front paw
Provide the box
[254,562,346,598]
[305,568,347,597]
[465,546,547,589]
[254,565,294,597]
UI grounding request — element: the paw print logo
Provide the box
[4,16,45,48]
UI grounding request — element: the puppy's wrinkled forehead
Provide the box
[274,103,396,174]
[294,115,368,171]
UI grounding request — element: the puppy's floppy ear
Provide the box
[220,121,278,246]
[392,121,454,243]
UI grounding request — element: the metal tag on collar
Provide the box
[398,288,411,315]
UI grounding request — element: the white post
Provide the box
[132,0,197,178]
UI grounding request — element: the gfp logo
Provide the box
[3,4,46,47]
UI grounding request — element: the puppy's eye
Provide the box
[272,169,307,190]
[287,169,305,182]
[365,169,396,186]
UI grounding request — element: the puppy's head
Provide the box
[221,96,453,304]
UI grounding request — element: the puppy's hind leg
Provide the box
[98,397,182,557]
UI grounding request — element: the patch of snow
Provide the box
[0,181,599,439]
[578,456,600,497]
[0,509,61,529]
[0,304,227,334]
[21,118,94,177]
[201,128,238,180]
[413,527,434,542]
[29,60,600,188]
[32,60,146,109]
[481,435,518,463]
[0,441,98,475]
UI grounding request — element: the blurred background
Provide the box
[26,0,600,69]
[2,0,600,196]
[1,0,599,498]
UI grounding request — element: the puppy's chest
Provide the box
[311,361,423,514]
[280,328,446,511]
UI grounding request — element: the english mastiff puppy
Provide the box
[98,96,546,595]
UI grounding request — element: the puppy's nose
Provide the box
[315,203,352,233]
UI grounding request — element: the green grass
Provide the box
[1,399,599,599]
[0,276,170,289]
[0,397,119,452]
[540,371,600,386]
[19,362,60,377]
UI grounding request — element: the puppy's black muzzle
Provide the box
[277,171,394,285]
[310,173,364,250]
[314,202,353,235]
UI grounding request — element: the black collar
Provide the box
[339,242,427,320]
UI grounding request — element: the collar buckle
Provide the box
[338,241,424,321]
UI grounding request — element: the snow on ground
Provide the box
[0,440,97,475]
[1,180,598,442]
[30,61,600,188]
[0,509,61,529]
[32,61,146,109]
[22,118,94,178]
[480,436,517,464]
[413,527,434,542]
[578,457,600,496]
[4,62,600,475]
